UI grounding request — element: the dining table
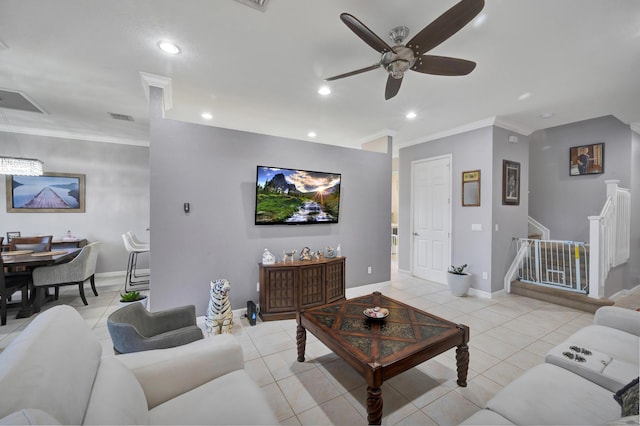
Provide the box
[2,248,81,318]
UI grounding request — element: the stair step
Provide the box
[511,280,614,313]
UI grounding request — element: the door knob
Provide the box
[413,232,419,236]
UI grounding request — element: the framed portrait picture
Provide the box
[502,160,520,206]
[569,143,604,176]
[6,172,86,213]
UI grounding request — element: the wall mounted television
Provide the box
[255,165,341,225]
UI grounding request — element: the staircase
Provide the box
[506,180,630,312]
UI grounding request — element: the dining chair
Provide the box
[9,235,53,252]
[0,256,30,326]
[31,242,101,312]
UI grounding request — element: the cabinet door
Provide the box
[326,259,345,302]
[299,264,325,308]
[264,267,297,312]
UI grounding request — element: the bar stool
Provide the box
[122,232,149,292]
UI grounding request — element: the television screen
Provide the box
[255,166,341,225]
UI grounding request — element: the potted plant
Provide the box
[119,291,148,309]
[447,264,472,296]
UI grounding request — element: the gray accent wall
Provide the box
[398,125,529,295]
[0,131,150,273]
[529,115,639,294]
[148,87,392,314]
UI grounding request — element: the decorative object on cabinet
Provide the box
[299,246,311,260]
[283,249,297,262]
[502,160,520,206]
[6,172,86,213]
[261,248,275,265]
[462,170,480,207]
[258,257,346,321]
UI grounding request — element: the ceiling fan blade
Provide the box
[411,55,477,75]
[385,76,403,100]
[340,13,396,54]
[325,64,381,81]
[407,0,484,55]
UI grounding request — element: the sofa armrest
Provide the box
[114,334,244,409]
[594,306,640,336]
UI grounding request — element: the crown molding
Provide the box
[0,124,149,146]
[493,117,535,136]
[630,122,640,134]
[139,72,173,111]
[395,117,497,150]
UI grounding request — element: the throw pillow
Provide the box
[614,377,639,417]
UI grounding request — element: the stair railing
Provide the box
[588,180,631,298]
[528,216,550,240]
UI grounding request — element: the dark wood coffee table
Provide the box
[296,291,469,425]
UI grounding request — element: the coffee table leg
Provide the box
[456,343,469,387]
[296,324,306,362]
[367,386,383,425]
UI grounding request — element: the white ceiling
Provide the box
[1,0,639,154]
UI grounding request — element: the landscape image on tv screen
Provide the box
[255,166,341,224]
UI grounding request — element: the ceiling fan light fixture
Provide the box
[318,86,331,96]
[158,41,181,55]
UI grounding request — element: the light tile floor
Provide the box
[0,267,597,426]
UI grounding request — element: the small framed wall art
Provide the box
[502,160,520,206]
[569,143,604,176]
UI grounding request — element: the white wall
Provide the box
[0,132,150,273]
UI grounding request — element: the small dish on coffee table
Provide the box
[364,307,389,319]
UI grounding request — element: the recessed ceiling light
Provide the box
[307,131,317,138]
[158,41,181,54]
[318,86,331,96]
[540,112,554,119]
[201,112,213,120]
[406,111,417,119]
[518,92,531,101]
[473,13,487,28]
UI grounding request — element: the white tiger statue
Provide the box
[205,279,233,335]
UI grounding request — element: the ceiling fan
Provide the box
[325,0,485,100]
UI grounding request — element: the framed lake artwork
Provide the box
[6,172,86,213]
[502,160,520,206]
[569,143,604,176]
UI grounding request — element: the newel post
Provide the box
[588,215,603,298]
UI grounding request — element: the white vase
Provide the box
[119,295,148,309]
[447,273,472,296]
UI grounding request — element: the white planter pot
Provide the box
[447,273,472,296]
[119,295,148,309]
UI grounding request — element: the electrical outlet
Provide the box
[482,272,488,280]
[367,266,372,274]
[256,282,260,292]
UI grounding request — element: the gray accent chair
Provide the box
[31,241,101,312]
[107,303,204,354]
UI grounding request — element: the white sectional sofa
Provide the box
[462,306,640,425]
[0,305,278,425]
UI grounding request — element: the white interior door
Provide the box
[411,156,451,284]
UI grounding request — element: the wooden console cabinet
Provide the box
[258,257,346,321]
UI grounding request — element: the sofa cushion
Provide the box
[460,409,514,425]
[83,357,149,425]
[0,305,102,425]
[546,343,637,392]
[148,370,277,425]
[0,409,60,425]
[485,364,621,425]
[565,324,639,366]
